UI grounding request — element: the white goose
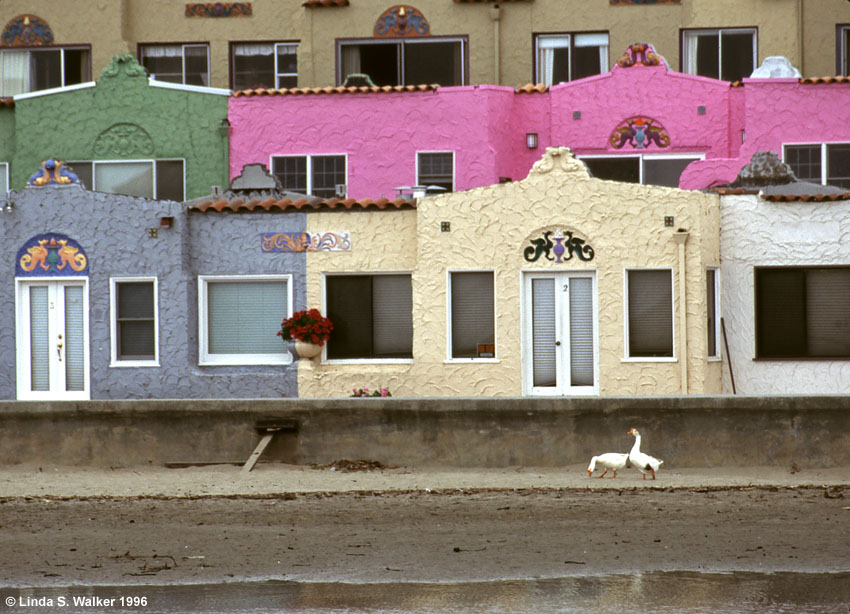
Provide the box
[628,428,664,480]
[587,452,631,479]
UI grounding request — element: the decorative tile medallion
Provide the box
[16,234,88,277]
[28,160,80,186]
[94,124,155,157]
[261,232,351,252]
[610,116,670,149]
[615,42,664,68]
[185,3,252,17]
[1,15,53,47]
[374,6,429,37]
[524,229,594,263]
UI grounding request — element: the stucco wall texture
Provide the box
[719,194,850,394]
[8,56,229,200]
[4,0,846,89]
[299,148,721,398]
[1,185,304,401]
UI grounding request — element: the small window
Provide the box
[0,47,91,97]
[706,268,720,358]
[417,152,454,193]
[682,28,756,81]
[326,274,413,360]
[67,160,185,200]
[232,42,298,90]
[338,38,466,86]
[111,279,157,364]
[140,44,210,86]
[0,162,8,193]
[199,276,292,365]
[450,272,495,359]
[839,25,850,76]
[627,269,673,358]
[581,156,701,188]
[755,267,850,359]
[535,33,609,85]
[271,155,346,198]
[784,144,850,189]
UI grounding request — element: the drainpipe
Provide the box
[672,230,690,394]
[490,4,502,84]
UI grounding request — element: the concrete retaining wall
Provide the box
[0,396,848,468]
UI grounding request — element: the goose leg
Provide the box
[650,469,656,480]
[642,473,646,480]
[611,470,617,478]
[598,469,608,479]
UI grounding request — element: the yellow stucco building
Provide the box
[300,147,721,397]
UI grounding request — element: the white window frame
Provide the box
[109,277,159,367]
[534,32,609,85]
[839,25,850,77]
[337,37,467,86]
[706,267,721,360]
[446,269,498,363]
[0,162,8,194]
[783,142,850,188]
[198,274,294,366]
[322,272,414,365]
[67,159,186,200]
[416,150,455,192]
[270,154,348,198]
[681,28,757,81]
[623,267,676,362]
[232,42,298,89]
[0,46,91,97]
[578,154,704,187]
[140,43,210,86]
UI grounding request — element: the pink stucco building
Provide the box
[228,44,850,199]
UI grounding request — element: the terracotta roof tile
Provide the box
[799,76,850,85]
[515,83,548,93]
[454,0,532,2]
[0,97,14,108]
[233,84,438,97]
[190,196,416,213]
[302,0,349,6]
[761,192,850,202]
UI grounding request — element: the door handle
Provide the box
[555,341,561,346]
[57,334,63,362]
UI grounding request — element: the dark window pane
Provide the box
[272,156,307,193]
[643,158,698,188]
[720,31,754,81]
[31,49,61,91]
[116,282,155,360]
[327,276,374,359]
[827,144,850,189]
[311,155,345,198]
[234,48,275,90]
[572,45,601,80]
[695,33,720,79]
[550,47,570,83]
[706,269,717,357]
[405,41,462,86]
[784,145,822,183]
[418,152,453,192]
[67,162,93,190]
[628,270,673,357]
[142,52,183,83]
[844,28,850,76]
[156,160,184,201]
[755,269,806,358]
[184,46,209,86]
[583,157,640,183]
[452,272,495,358]
[356,43,399,86]
[63,48,91,85]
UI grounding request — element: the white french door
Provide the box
[523,272,597,395]
[16,279,90,400]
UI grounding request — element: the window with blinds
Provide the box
[450,272,494,359]
[755,267,850,359]
[200,277,291,365]
[627,269,673,358]
[114,281,156,361]
[326,275,413,359]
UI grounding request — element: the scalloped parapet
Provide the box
[99,54,148,80]
[614,43,666,70]
[529,147,591,178]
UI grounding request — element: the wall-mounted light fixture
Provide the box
[219,117,231,136]
[526,133,538,149]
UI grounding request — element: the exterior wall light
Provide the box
[526,133,538,149]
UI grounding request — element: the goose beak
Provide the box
[587,469,592,477]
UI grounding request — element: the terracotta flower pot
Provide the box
[294,340,322,359]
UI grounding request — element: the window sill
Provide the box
[110,361,160,368]
[444,358,500,364]
[620,357,678,363]
[199,354,294,366]
[708,356,722,363]
[323,359,413,365]
[753,356,850,362]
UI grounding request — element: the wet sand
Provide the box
[0,464,848,586]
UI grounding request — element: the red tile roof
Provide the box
[709,187,850,202]
[515,83,549,94]
[0,98,14,108]
[302,0,349,6]
[799,76,850,85]
[232,84,438,97]
[190,196,416,213]
[454,0,533,2]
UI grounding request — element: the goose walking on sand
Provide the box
[627,428,663,480]
[587,452,631,479]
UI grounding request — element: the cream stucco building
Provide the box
[299,147,721,397]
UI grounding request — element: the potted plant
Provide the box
[277,309,333,359]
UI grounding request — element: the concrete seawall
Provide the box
[0,396,848,468]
